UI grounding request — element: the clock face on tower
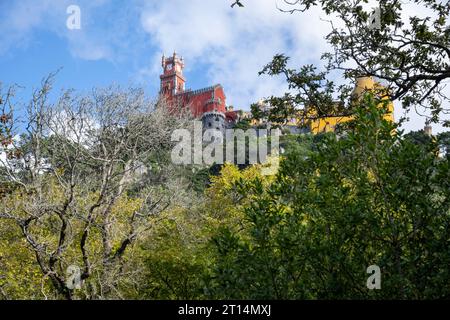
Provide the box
[166,63,173,71]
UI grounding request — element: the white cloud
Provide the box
[140,0,333,108]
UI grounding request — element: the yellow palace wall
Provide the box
[308,77,394,134]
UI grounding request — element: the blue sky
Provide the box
[0,0,299,105]
[0,0,448,133]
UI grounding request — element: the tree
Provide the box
[0,76,191,299]
[135,163,267,299]
[232,0,450,126]
[209,94,450,299]
[404,129,450,157]
[437,131,450,157]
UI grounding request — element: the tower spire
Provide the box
[160,52,186,95]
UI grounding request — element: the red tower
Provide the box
[159,53,228,122]
[160,52,186,96]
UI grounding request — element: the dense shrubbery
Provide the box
[208,96,450,299]
[138,96,449,300]
[1,89,449,299]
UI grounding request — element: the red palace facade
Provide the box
[160,52,236,131]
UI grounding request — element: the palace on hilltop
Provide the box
[250,76,395,134]
[159,52,394,134]
[159,52,243,132]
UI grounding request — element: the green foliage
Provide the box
[234,0,450,125]
[0,219,50,299]
[135,164,266,299]
[258,55,352,123]
[233,118,253,130]
[437,131,450,157]
[137,208,212,299]
[208,95,450,299]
